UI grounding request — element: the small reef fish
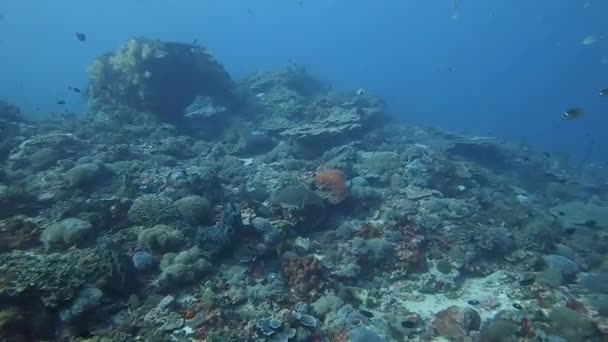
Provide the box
[355,88,366,96]
[68,86,81,93]
[56,100,66,105]
[599,88,608,97]
[582,34,603,45]
[563,107,583,119]
[75,32,86,42]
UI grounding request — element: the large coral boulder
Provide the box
[87,38,240,124]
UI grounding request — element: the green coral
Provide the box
[173,195,212,226]
[128,194,179,227]
[156,247,211,290]
[548,307,595,340]
[137,224,185,254]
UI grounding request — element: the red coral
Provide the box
[314,169,348,204]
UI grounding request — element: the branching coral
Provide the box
[314,169,348,204]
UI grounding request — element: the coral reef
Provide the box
[1,36,608,341]
[87,37,240,126]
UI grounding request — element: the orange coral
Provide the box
[314,169,348,204]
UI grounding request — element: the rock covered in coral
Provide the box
[59,286,103,323]
[0,100,23,123]
[250,216,282,247]
[197,202,242,257]
[157,247,211,290]
[243,67,386,157]
[87,37,240,125]
[40,217,94,251]
[0,184,36,219]
[8,133,87,170]
[131,250,156,271]
[128,194,179,227]
[281,254,325,297]
[544,254,580,278]
[271,185,326,230]
[0,215,39,251]
[548,307,595,341]
[64,161,109,188]
[0,100,26,160]
[0,242,130,307]
[137,224,185,254]
[578,272,608,294]
[431,306,481,340]
[173,195,212,226]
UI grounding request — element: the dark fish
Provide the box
[564,227,576,235]
[75,32,86,41]
[360,310,374,318]
[512,303,523,310]
[576,220,597,228]
[67,86,81,93]
[600,88,608,97]
[519,278,534,286]
[563,108,583,119]
[467,300,480,305]
[401,320,417,329]
[56,100,66,105]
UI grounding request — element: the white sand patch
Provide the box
[391,270,517,321]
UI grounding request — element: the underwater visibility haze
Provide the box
[0,0,608,341]
[1,0,607,162]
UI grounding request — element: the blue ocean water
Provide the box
[0,0,606,162]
